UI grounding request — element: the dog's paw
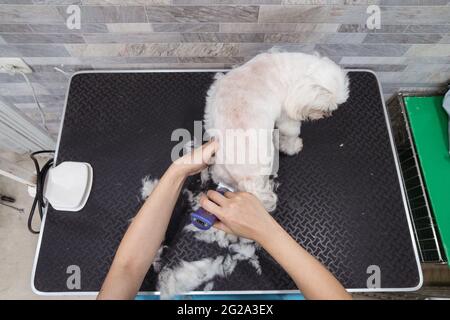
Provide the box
[279,136,303,155]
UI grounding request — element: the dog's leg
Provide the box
[276,117,303,156]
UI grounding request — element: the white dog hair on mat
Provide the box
[155,224,262,298]
[152,245,168,273]
[157,255,237,299]
[140,176,159,200]
[157,240,262,299]
[203,281,214,291]
[184,223,261,275]
[204,51,349,211]
[183,189,202,211]
[184,223,239,248]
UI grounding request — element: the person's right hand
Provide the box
[199,190,278,243]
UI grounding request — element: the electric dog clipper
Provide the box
[190,183,234,230]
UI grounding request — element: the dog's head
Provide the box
[284,57,349,121]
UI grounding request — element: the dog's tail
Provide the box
[238,176,278,212]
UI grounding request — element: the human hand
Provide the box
[170,140,218,178]
[199,190,279,243]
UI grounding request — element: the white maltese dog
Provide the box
[204,52,349,211]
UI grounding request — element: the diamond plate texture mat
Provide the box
[33,71,421,293]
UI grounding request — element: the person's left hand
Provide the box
[171,140,218,177]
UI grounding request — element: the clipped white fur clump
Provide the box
[152,245,167,273]
[200,169,210,187]
[141,176,159,200]
[158,255,237,299]
[184,224,238,248]
[229,241,261,275]
[157,226,262,298]
[183,189,202,211]
[203,281,214,291]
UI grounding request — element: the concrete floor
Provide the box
[0,151,90,300]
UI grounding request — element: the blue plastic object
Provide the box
[190,184,232,230]
[191,207,217,230]
[136,293,304,300]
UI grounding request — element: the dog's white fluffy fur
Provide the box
[204,52,349,211]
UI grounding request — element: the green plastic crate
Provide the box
[404,95,450,264]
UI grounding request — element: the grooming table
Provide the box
[32,70,422,295]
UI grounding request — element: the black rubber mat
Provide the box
[33,71,421,293]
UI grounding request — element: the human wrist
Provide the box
[254,215,283,248]
[166,163,188,183]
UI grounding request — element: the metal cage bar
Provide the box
[387,92,446,263]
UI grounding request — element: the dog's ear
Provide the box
[284,78,334,121]
[310,84,335,111]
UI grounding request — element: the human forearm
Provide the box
[203,190,350,300]
[258,220,351,300]
[113,165,185,270]
[98,165,186,299]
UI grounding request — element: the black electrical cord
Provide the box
[28,150,54,234]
